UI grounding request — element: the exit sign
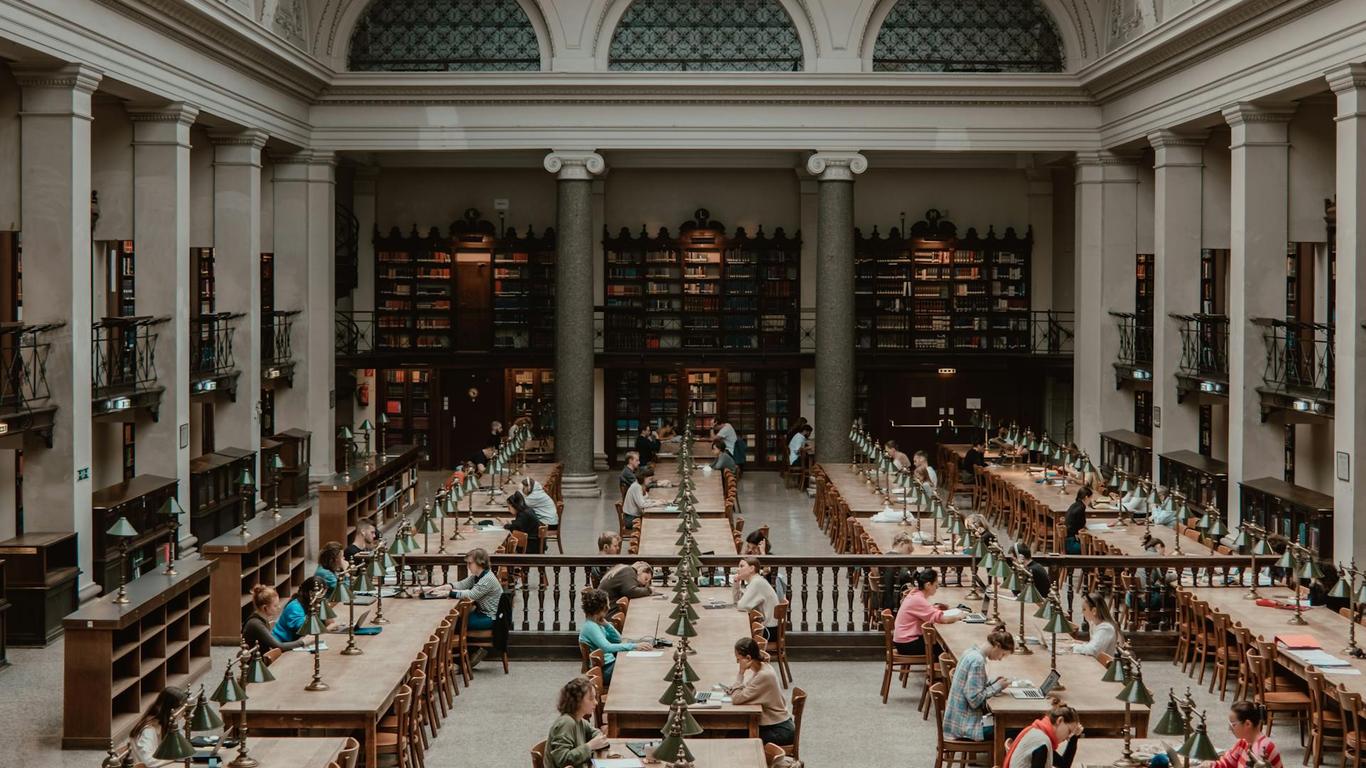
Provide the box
[77,467,90,481]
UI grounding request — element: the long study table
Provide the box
[223,598,452,768]
[637,517,736,557]
[932,587,1150,766]
[214,737,349,768]
[640,463,730,517]
[603,587,762,737]
[604,738,766,767]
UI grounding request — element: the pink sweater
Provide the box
[894,590,943,643]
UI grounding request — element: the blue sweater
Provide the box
[578,618,634,666]
[272,599,307,643]
[315,566,339,591]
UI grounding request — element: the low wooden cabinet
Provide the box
[317,444,420,546]
[273,428,311,505]
[1159,450,1228,517]
[0,559,9,667]
[92,475,179,595]
[62,557,216,749]
[202,506,309,645]
[1240,477,1334,555]
[189,447,257,545]
[260,437,283,509]
[0,532,80,646]
[1100,429,1153,478]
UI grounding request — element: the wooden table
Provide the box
[604,587,762,737]
[603,738,766,766]
[819,463,895,515]
[1073,738,1216,768]
[1082,521,1205,557]
[224,598,451,768]
[220,737,348,768]
[448,463,560,515]
[641,464,730,517]
[638,517,735,557]
[932,587,1150,766]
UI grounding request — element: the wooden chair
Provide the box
[421,637,444,733]
[772,600,793,687]
[544,500,564,553]
[1207,611,1240,700]
[578,641,593,673]
[878,608,924,703]
[1306,669,1344,768]
[263,647,283,665]
[530,740,546,768]
[971,465,988,512]
[1339,688,1366,768]
[763,742,786,765]
[337,737,360,768]
[374,684,413,768]
[588,649,605,674]
[929,682,994,768]
[1244,644,1309,745]
[919,626,944,720]
[585,666,607,728]
[777,686,806,760]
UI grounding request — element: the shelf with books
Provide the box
[724,371,758,455]
[686,369,720,434]
[374,227,424,351]
[1239,477,1333,558]
[492,226,556,351]
[379,367,432,454]
[612,370,643,460]
[855,210,1031,354]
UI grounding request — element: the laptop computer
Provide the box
[1007,669,1060,699]
[329,609,371,633]
[957,604,988,623]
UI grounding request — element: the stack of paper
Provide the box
[1283,648,1351,668]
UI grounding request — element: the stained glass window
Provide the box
[608,0,803,72]
[348,0,541,72]
[872,0,1064,72]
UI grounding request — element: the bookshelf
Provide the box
[507,368,555,434]
[613,370,642,458]
[62,558,215,749]
[1239,477,1333,557]
[91,475,179,595]
[1099,429,1153,479]
[271,428,311,505]
[317,445,421,545]
[1159,450,1228,519]
[201,506,309,645]
[603,210,801,354]
[379,367,432,456]
[686,369,721,434]
[493,227,556,350]
[762,376,792,465]
[855,210,1031,353]
[0,532,79,646]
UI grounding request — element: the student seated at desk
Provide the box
[1002,700,1083,768]
[893,568,964,658]
[724,636,794,746]
[520,477,559,527]
[315,541,344,590]
[619,450,644,496]
[788,425,812,466]
[577,587,651,685]
[243,584,307,651]
[589,532,622,587]
[622,467,662,530]
[502,491,542,553]
[944,626,1015,742]
[272,576,336,644]
[634,424,661,466]
[961,440,989,478]
[544,676,610,768]
[1064,592,1120,657]
[345,523,377,563]
[912,450,939,489]
[129,687,189,767]
[1198,701,1282,768]
[734,556,780,641]
[879,532,916,611]
[1010,543,1053,598]
[711,438,738,474]
[426,548,504,664]
[1064,487,1093,554]
[885,440,911,471]
[599,561,655,603]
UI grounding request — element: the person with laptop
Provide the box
[272,576,336,643]
[622,467,663,530]
[577,587,651,685]
[1197,701,1283,768]
[344,523,378,563]
[1000,700,1084,768]
[314,541,345,591]
[724,636,794,746]
[943,625,1016,742]
[426,548,504,665]
[1010,543,1053,598]
[893,569,965,658]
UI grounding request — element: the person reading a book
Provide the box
[543,676,609,768]
[577,587,650,685]
[1198,701,1282,768]
[243,584,307,652]
[621,467,662,530]
[1064,592,1120,657]
[724,636,793,746]
[128,687,188,768]
[314,541,344,590]
[502,491,543,553]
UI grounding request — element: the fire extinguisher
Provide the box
[356,381,370,407]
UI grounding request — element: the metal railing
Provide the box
[264,310,299,368]
[1253,318,1334,398]
[190,312,244,377]
[92,316,168,396]
[1172,313,1229,381]
[1109,311,1153,368]
[336,310,375,357]
[0,322,62,413]
[1030,310,1074,355]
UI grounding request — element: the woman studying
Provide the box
[943,626,1015,742]
[1066,592,1120,657]
[725,637,794,746]
[271,576,334,644]
[576,587,650,685]
[242,584,307,651]
[893,568,964,657]
[128,688,188,767]
[543,676,610,768]
[1001,699,1084,768]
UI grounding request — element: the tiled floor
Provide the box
[3,469,1316,768]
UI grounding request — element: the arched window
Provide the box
[872,0,1063,72]
[348,0,541,72]
[608,0,803,72]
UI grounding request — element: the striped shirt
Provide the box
[450,569,502,619]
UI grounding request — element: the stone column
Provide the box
[210,129,267,486]
[1072,152,1139,458]
[1148,131,1207,482]
[130,102,198,548]
[544,151,604,497]
[273,151,337,479]
[1224,103,1294,526]
[806,152,866,462]
[1329,65,1366,563]
[15,64,101,598]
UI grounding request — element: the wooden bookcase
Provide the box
[91,475,179,595]
[855,210,1031,353]
[271,428,311,505]
[260,437,282,508]
[1239,477,1333,556]
[1099,429,1153,479]
[317,444,421,546]
[603,211,801,354]
[0,532,79,646]
[202,506,309,645]
[1159,450,1229,519]
[493,228,556,350]
[379,367,433,456]
[189,447,257,545]
[62,557,215,749]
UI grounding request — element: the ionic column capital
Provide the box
[543,151,606,180]
[805,152,867,181]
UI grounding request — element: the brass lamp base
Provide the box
[229,752,259,768]
[305,680,330,691]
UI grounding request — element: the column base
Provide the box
[593,452,609,471]
[78,580,104,604]
[560,472,602,498]
[178,532,200,559]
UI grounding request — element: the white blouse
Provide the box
[1071,621,1118,657]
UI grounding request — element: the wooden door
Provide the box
[440,369,504,470]
[455,254,491,351]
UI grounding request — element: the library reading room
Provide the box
[5,1,1366,767]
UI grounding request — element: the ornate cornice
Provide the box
[10,63,103,95]
[127,102,200,125]
[805,152,867,181]
[208,128,271,148]
[1221,103,1296,127]
[543,151,607,180]
[1326,63,1366,95]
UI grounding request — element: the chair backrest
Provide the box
[923,625,939,671]
[1337,688,1364,749]
[1307,669,1329,716]
[338,736,360,768]
[929,683,949,744]
[789,686,806,751]
[536,524,548,553]
[263,647,283,665]
[1244,644,1272,698]
[508,530,528,554]
[589,649,605,671]
[763,742,785,763]
[578,641,592,673]
[530,739,546,768]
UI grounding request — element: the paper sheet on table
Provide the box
[1285,649,1352,667]
[625,650,663,657]
[592,760,645,768]
[355,587,401,598]
[1086,523,1111,531]
[291,641,329,652]
[1323,668,1363,675]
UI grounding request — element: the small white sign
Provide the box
[911,396,927,408]
[965,398,981,410]
[494,198,510,211]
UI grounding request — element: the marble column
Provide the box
[1072,152,1139,459]
[14,64,101,598]
[1224,103,1293,526]
[210,129,267,487]
[806,152,866,463]
[1329,65,1366,563]
[129,102,197,549]
[273,151,336,479]
[544,151,604,497]
[1148,131,1207,482]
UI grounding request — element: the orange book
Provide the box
[1275,634,1321,650]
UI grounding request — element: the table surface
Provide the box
[1073,738,1233,768]
[985,464,1105,516]
[1083,521,1208,556]
[230,599,452,716]
[819,463,895,515]
[449,463,559,514]
[214,737,348,767]
[602,738,767,767]
[642,465,728,515]
[638,517,735,557]
[416,520,510,556]
[604,587,762,719]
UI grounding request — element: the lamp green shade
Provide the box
[190,695,224,732]
[211,673,247,704]
[1117,676,1154,706]
[359,418,374,431]
[152,728,196,761]
[158,497,185,518]
[1101,656,1127,684]
[106,516,139,538]
[246,651,276,685]
[337,425,353,440]
[1152,694,1186,736]
[302,611,328,636]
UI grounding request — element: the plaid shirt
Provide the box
[944,647,1008,741]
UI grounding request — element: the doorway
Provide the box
[455,253,491,351]
[440,369,504,469]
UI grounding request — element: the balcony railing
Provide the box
[263,310,299,387]
[1030,310,1074,355]
[1253,318,1334,410]
[0,322,63,444]
[1171,313,1229,399]
[336,310,375,357]
[190,312,243,399]
[1109,311,1153,385]
[92,316,168,418]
